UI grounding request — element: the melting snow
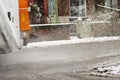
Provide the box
[93,65,120,75]
[23,36,120,49]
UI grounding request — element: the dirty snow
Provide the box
[92,65,120,76]
[23,36,120,49]
[103,65,120,75]
[90,21,110,24]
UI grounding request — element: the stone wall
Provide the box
[28,25,70,42]
[76,19,120,37]
[91,23,120,37]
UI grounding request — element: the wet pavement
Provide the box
[0,40,120,80]
[0,54,120,80]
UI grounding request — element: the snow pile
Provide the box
[98,65,120,74]
[23,36,120,49]
[91,65,120,77]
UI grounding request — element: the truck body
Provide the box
[0,0,31,53]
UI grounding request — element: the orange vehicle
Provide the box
[19,0,31,31]
[19,0,32,45]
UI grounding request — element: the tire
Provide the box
[23,38,28,46]
[0,48,6,54]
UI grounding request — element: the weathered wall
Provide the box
[76,19,120,37]
[28,26,70,42]
[91,23,120,37]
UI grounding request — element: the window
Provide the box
[70,0,86,17]
[105,0,111,7]
[112,0,118,8]
[105,0,118,8]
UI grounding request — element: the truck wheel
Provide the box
[23,38,27,46]
[0,48,6,54]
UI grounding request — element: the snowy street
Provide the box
[0,37,120,80]
[0,0,120,79]
[0,52,120,80]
